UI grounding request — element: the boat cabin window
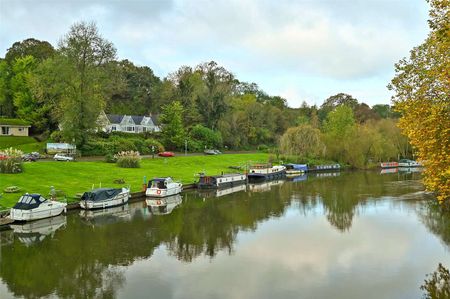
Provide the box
[151,180,167,189]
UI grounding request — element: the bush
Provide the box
[257,144,269,152]
[189,125,223,149]
[49,131,64,143]
[143,139,164,154]
[115,151,141,168]
[0,148,24,173]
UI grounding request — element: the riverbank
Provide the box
[0,153,269,209]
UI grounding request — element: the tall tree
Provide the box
[319,93,359,122]
[279,124,323,158]
[0,59,14,117]
[35,22,117,146]
[389,0,449,205]
[159,101,186,150]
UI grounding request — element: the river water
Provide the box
[0,170,448,299]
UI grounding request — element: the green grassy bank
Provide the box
[0,136,46,153]
[0,153,269,209]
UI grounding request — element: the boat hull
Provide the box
[10,202,66,221]
[80,190,129,210]
[146,185,182,197]
[380,162,399,168]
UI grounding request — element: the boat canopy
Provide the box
[81,188,121,202]
[284,164,308,171]
[13,194,47,210]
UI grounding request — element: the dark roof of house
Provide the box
[131,115,144,124]
[150,115,159,125]
[106,114,123,124]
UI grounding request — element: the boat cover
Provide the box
[284,164,308,171]
[13,194,46,210]
[81,188,121,202]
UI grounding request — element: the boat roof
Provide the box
[284,164,308,170]
[202,173,243,178]
[81,188,121,202]
[150,177,172,182]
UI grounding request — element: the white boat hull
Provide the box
[10,201,67,221]
[146,184,182,197]
[80,189,130,210]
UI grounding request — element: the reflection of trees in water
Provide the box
[0,171,431,298]
[288,171,425,232]
[418,201,450,250]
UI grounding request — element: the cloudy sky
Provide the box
[0,0,430,107]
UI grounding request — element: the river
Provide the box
[0,170,448,299]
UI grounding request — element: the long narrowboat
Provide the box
[247,164,286,181]
[197,173,247,189]
[380,162,399,168]
[308,164,341,172]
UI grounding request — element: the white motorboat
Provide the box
[398,159,422,167]
[80,187,130,210]
[146,194,182,215]
[9,194,67,221]
[146,177,182,197]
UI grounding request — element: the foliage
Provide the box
[159,101,186,150]
[389,0,450,204]
[188,124,222,150]
[420,263,450,299]
[143,138,164,153]
[279,124,323,158]
[0,148,24,173]
[5,38,55,62]
[114,151,141,168]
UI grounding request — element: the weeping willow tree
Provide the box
[279,124,323,158]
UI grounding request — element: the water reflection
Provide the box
[146,194,182,215]
[9,215,66,246]
[0,171,448,299]
[197,184,247,198]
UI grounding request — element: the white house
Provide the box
[97,111,160,133]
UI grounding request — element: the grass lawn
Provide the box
[0,153,269,209]
[0,136,38,149]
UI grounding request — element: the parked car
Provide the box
[204,149,222,155]
[54,153,74,161]
[158,151,175,157]
[22,152,40,162]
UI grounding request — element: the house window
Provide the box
[111,125,117,131]
[18,128,23,131]
[127,126,134,132]
[143,127,147,132]
[1,127,9,135]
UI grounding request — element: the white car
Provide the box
[54,153,74,161]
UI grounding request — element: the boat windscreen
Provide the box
[13,194,45,210]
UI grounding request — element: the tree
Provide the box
[389,0,449,204]
[34,22,117,146]
[159,101,185,150]
[323,105,357,164]
[319,93,359,122]
[279,124,323,158]
[0,59,14,117]
[5,38,55,63]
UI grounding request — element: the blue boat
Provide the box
[284,164,308,176]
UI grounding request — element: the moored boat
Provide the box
[197,173,247,189]
[398,159,422,167]
[283,164,308,176]
[80,187,130,210]
[247,164,286,181]
[146,194,182,215]
[146,177,182,197]
[380,162,399,168]
[10,194,67,221]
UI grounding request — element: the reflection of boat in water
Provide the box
[287,174,308,182]
[380,168,398,174]
[79,204,131,225]
[9,215,66,245]
[146,194,182,215]
[398,167,423,173]
[248,180,285,192]
[198,184,247,198]
[314,172,341,178]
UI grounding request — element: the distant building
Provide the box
[46,143,77,155]
[0,118,31,136]
[97,111,160,133]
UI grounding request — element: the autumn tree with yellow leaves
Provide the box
[389,0,449,205]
